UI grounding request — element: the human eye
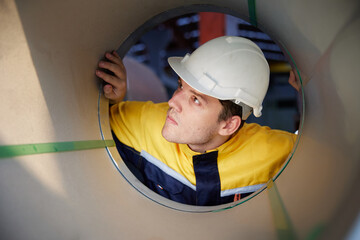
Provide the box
[192,96,200,105]
[177,80,183,90]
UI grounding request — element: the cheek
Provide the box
[181,104,222,131]
[184,115,215,133]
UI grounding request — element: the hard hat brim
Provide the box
[168,56,227,100]
[168,55,264,118]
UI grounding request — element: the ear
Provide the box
[218,116,241,136]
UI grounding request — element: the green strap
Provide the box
[267,180,298,240]
[248,0,258,27]
[0,140,115,158]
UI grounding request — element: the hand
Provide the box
[96,51,127,104]
[288,69,301,92]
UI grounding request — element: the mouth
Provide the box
[166,114,178,126]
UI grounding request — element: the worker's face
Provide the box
[162,78,224,152]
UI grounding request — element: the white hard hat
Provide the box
[168,36,269,118]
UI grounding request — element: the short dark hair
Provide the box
[218,100,245,130]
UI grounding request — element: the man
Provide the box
[96,36,296,206]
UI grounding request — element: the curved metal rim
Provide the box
[98,4,305,213]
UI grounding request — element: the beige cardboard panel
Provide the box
[258,0,359,85]
[274,10,360,239]
[0,0,55,145]
[0,148,276,240]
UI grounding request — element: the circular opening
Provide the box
[99,5,304,212]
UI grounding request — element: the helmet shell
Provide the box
[168,36,269,117]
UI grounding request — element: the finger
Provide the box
[112,50,120,58]
[96,69,119,86]
[104,83,123,98]
[104,87,124,104]
[288,70,295,85]
[111,51,125,69]
[104,90,117,100]
[98,60,126,81]
[288,70,300,92]
[105,61,126,79]
[103,84,113,93]
[103,84,117,99]
[112,51,124,66]
[105,51,124,67]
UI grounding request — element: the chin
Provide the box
[162,128,181,144]
[161,127,172,142]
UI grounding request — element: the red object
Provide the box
[199,12,225,45]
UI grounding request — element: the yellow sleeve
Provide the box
[109,101,168,152]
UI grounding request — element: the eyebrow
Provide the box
[189,88,208,104]
[179,78,208,104]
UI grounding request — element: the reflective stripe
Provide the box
[141,149,265,199]
[140,150,196,191]
[220,183,265,197]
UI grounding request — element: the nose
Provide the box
[168,89,182,112]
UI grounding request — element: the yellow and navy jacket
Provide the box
[110,101,296,206]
